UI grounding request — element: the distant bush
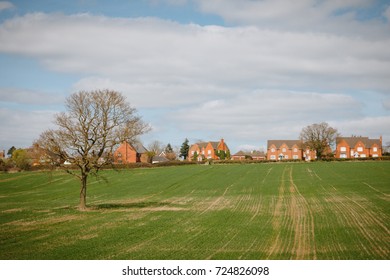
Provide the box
[153,160,198,167]
[0,158,15,172]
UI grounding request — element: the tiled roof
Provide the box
[232,150,246,156]
[192,140,229,151]
[267,140,301,149]
[209,141,219,149]
[232,150,265,157]
[337,137,381,148]
[132,143,148,153]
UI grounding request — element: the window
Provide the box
[270,155,276,160]
[360,154,366,158]
[357,147,363,152]
[373,147,378,152]
[191,151,194,155]
[293,148,298,153]
[293,155,298,159]
[340,147,346,152]
[282,148,286,152]
[208,150,211,155]
[271,148,275,152]
[285,155,289,159]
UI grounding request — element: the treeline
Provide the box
[2,156,389,173]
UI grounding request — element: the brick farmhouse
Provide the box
[113,141,149,164]
[188,139,230,161]
[335,136,382,158]
[267,140,317,161]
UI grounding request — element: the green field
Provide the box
[0,162,389,260]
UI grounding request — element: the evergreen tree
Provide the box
[180,138,190,160]
[7,146,16,158]
[165,143,173,153]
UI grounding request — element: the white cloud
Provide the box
[169,90,363,141]
[384,6,390,22]
[331,116,390,140]
[0,107,56,149]
[0,1,14,11]
[0,88,64,105]
[382,98,390,111]
[195,0,385,38]
[1,12,389,96]
[72,76,237,108]
[0,11,389,151]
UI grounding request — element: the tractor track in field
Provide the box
[324,187,389,259]
[362,182,390,200]
[288,166,317,260]
[268,166,317,259]
[267,166,286,258]
[206,231,240,259]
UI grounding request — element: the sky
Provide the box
[0,0,389,155]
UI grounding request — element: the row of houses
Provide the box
[266,137,382,161]
[186,136,383,162]
[111,135,383,164]
[7,135,380,166]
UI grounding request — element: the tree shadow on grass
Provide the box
[92,201,171,210]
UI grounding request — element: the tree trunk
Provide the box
[79,174,88,211]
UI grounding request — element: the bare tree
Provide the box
[36,90,150,210]
[148,140,163,155]
[299,122,339,159]
[145,140,162,163]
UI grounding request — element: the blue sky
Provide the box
[1,0,390,154]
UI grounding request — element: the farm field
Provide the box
[0,161,389,260]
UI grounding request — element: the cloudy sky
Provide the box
[0,0,389,154]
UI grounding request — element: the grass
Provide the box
[0,161,389,259]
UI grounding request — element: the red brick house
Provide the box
[335,136,382,158]
[231,150,265,161]
[267,140,316,161]
[188,139,230,161]
[113,141,149,164]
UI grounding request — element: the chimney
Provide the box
[380,135,382,146]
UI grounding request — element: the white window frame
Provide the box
[357,147,363,152]
[340,147,346,152]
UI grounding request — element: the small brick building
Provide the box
[231,150,265,161]
[113,141,149,164]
